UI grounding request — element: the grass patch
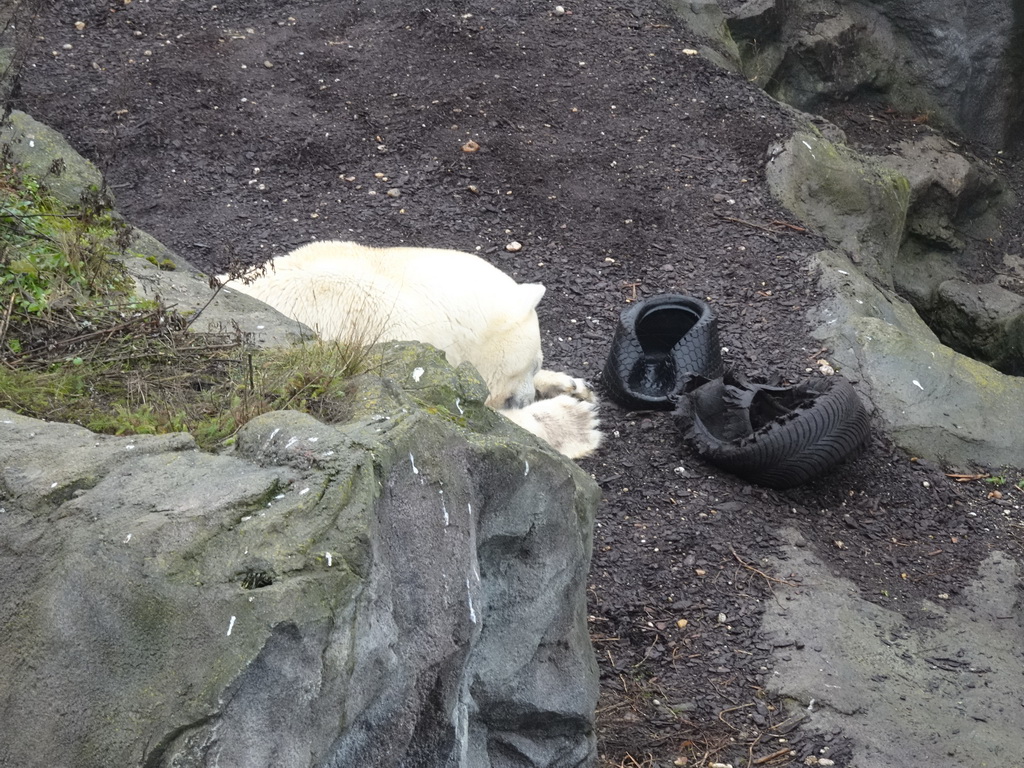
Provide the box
[0,149,368,448]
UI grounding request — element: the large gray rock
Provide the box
[0,342,600,768]
[810,250,1024,469]
[766,131,911,288]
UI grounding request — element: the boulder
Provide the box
[883,135,1011,310]
[0,341,601,768]
[810,250,1024,469]
[766,131,911,288]
[0,110,108,207]
[929,279,1024,376]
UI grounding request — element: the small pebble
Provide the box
[62,43,73,50]
[74,21,86,30]
[505,241,523,252]
[386,188,401,198]
[553,5,566,16]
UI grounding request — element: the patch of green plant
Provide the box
[984,475,1007,486]
[0,328,368,450]
[0,152,135,327]
[0,156,370,449]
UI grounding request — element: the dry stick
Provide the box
[185,279,228,332]
[730,547,799,589]
[746,731,764,768]
[752,746,794,765]
[945,472,988,482]
[22,311,162,357]
[718,702,755,730]
[0,293,14,351]
[768,220,807,233]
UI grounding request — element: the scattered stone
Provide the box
[74,21,85,31]
[386,188,401,198]
[461,139,480,152]
[505,241,522,252]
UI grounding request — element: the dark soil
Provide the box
[15,1,1024,766]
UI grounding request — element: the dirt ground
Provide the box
[14,1,1024,766]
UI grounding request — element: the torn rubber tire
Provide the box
[602,294,723,410]
[674,371,870,489]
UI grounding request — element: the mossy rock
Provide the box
[0,110,108,207]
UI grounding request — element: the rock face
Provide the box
[765,130,911,289]
[679,0,1022,150]
[0,342,601,768]
[763,528,1024,767]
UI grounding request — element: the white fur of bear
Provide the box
[220,240,601,459]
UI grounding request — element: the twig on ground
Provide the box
[768,220,807,233]
[730,547,799,589]
[717,702,754,730]
[0,293,14,351]
[752,746,794,765]
[714,213,805,235]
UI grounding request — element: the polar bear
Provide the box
[220,240,602,459]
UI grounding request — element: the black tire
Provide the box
[602,294,723,410]
[674,372,870,489]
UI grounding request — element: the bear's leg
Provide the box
[533,369,595,403]
[501,395,602,459]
